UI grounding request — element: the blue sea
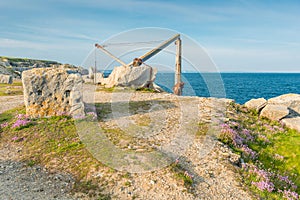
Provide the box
[155,73,300,104]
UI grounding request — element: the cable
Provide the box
[102,40,164,48]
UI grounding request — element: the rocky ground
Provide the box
[0,95,24,113]
[0,86,254,200]
[0,146,77,200]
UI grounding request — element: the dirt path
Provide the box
[0,95,24,114]
[0,88,253,199]
[81,86,253,199]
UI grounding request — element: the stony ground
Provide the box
[0,95,24,113]
[0,85,254,199]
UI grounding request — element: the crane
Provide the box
[95,34,183,95]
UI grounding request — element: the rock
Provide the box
[244,98,267,111]
[281,117,300,132]
[268,94,300,115]
[89,67,95,79]
[101,65,157,89]
[22,68,84,118]
[0,65,20,79]
[95,72,104,84]
[0,74,13,84]
[260,104,289,121]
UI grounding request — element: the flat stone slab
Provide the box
[268,94,300,114]
[260,104,289,121]
[244,98,267,111]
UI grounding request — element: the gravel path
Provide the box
[0,88,254,200]
[0,95,24,114]
[0,96,82,200]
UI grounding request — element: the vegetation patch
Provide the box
[219,104,300,199]
[0,81,23,96]
[170,158,194,188]
[0,107,112,198]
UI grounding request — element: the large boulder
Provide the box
[260,104,289,121]
[244,98,267,111]
[0,74,13,84]
[268,94,300,115]
[281,117,300,132]
[101,65,157,89]
[22,68,84,118]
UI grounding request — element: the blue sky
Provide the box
[0,0,299,72]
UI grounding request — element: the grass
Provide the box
[0,107,112,198]
[0,81,23,96]
[170,161,194,188]
[219,103,300,199]
[1,56,59,64]
[96,85,158,93]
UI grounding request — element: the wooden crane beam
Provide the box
[127,34,180,66]
[95,43,128,67]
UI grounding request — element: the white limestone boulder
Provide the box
[101,65,157,89]
[244,98,267,111]
[260,104,289,121]
[22,68,84,118]
[0,74,13,84]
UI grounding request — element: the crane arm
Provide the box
[95,43,128,67]
[127,34,180,66]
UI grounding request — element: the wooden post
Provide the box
[175,38,182,85]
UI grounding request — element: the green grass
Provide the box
[0,81,23,96]
[0,107,111,198]
[1,56,59,64]
[221,104,300,199]
[170,161,193,188]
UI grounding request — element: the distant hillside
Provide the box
[0,56,87,77]
[0,56,60,68]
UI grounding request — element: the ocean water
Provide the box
[155,73,300,104]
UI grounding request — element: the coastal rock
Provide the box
[244,98,267,111]
[22,68,84,118]
[260,104,289,121]
[0,65,20,79]
[0,74,13,84]
[101,65,157,89]
[88,67,95,79]
[95,72,104,84]
[281,117,300,132]
[268,93,300,115]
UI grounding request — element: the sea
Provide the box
[155,73,300,104]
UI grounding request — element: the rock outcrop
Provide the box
[281,117,300,133]
[260,104,289,121]
[22,68,84,118]
[100,65,157,89]
[244,98,267,111]
[0,65,20,79]
[245,93,300,132]
[268,94,300,115]
[0,74,13,84]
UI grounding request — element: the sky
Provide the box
[0,0,300,72]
